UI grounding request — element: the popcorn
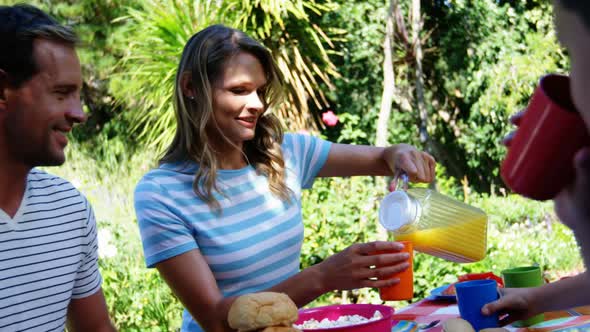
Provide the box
[294,310,383,329]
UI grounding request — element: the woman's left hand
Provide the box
[385,144,436,183]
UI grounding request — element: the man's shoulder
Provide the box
[23,169,92,231]
[28,168,84,200]
[29,168,72,184]
[29,168,78,186]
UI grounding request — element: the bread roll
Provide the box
[228,292,298,332]
[442,318,475,332]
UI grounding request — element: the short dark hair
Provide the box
[559,0,590,31]
[0,4,78,87]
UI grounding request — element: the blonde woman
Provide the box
[134,24,436,332]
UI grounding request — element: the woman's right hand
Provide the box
[314,241,411,292]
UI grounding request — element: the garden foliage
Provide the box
[6,0,585,330]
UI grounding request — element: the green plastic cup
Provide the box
[501,266,545,327]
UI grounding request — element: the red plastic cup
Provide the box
[501,74,590,201]
[458,272,504,287]
[373,241,413,301]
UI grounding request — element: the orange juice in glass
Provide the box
[375,241,414,301]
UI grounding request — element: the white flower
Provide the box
[71,178,81,188]
[98,229,118,259]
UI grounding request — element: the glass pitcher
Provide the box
[379,174,488,263]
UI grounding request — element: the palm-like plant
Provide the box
[224,0,341,129]
[112,0,340,153]
[111,0,219,150]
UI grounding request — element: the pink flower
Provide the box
[322,110,339,127]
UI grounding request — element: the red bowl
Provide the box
[295,304,394,332]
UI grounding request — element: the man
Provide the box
[0,4,116,331]
[482,0,590,325]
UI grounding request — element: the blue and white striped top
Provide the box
[0,169,102,332]
[134,133,331,331]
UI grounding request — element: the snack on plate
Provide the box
[228,292,298,332]
[442,318,475,332]
[294,310,383,329]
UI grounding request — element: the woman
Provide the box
[134,24,436,332]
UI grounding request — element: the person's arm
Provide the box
[67,198,116,331]
[482,272,590,325]
[157,241,410,332]
[554,147,590,266]
[573,228,590,269]
[67,290,116,332]
[317,143,436,183]
[527,272,590,313]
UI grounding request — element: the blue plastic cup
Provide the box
[455,280,500,331]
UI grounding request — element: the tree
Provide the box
[375,0,397,149]
[228,0,341,131]
[412,0,428,149]
[421,0,566,192]
[111,0,340,152]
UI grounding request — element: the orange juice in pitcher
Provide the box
[379,186,488,263]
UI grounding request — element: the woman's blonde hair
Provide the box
[160,24,291,211]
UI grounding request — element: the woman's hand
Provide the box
[481,287,540,326]
[313,241,411,292]
[384,144,436,183]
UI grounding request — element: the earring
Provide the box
[188,96,195,100]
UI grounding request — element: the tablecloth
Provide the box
[392,299,590,331]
